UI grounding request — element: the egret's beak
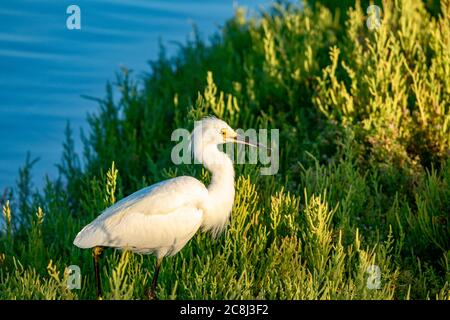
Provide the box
[232,134,270,150]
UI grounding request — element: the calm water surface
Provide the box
[0,0,271,190]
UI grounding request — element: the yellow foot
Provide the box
[92,246,104,257]
[146,289,158,300]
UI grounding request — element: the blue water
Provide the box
[0,0,271,191]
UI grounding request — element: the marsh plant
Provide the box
[0,0,449,299]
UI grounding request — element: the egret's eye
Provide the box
[220,129,227,138]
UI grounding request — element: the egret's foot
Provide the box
[92,246,104,300]
[146,288,158,300]
[146,257,162,300]
[93,246,104,257]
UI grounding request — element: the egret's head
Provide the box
[192,117,234,145]
[191,116,264,149]
[190,117,267,165]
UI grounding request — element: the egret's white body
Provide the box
[73,117,262,299]
[74,117,238,257]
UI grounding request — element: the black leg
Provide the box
[147,257,163,300]
[92,246,104,300]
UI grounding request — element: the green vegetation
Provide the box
[1,0,449,299]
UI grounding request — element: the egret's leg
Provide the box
[147,257,163,300]
[92,246,104,299]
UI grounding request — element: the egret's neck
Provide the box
[198,144,235,236]
[202,145,234,191]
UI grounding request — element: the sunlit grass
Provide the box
[0,0,449,300]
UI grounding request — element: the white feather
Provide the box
[73,176,208,257]
[74,117,240,259]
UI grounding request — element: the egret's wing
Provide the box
[75,207,203,256]
[98,175,207,219]
[73,176,208,250]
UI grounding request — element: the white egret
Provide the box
[73,117,266,299]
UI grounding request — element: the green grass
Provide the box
[0,0,449,299]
